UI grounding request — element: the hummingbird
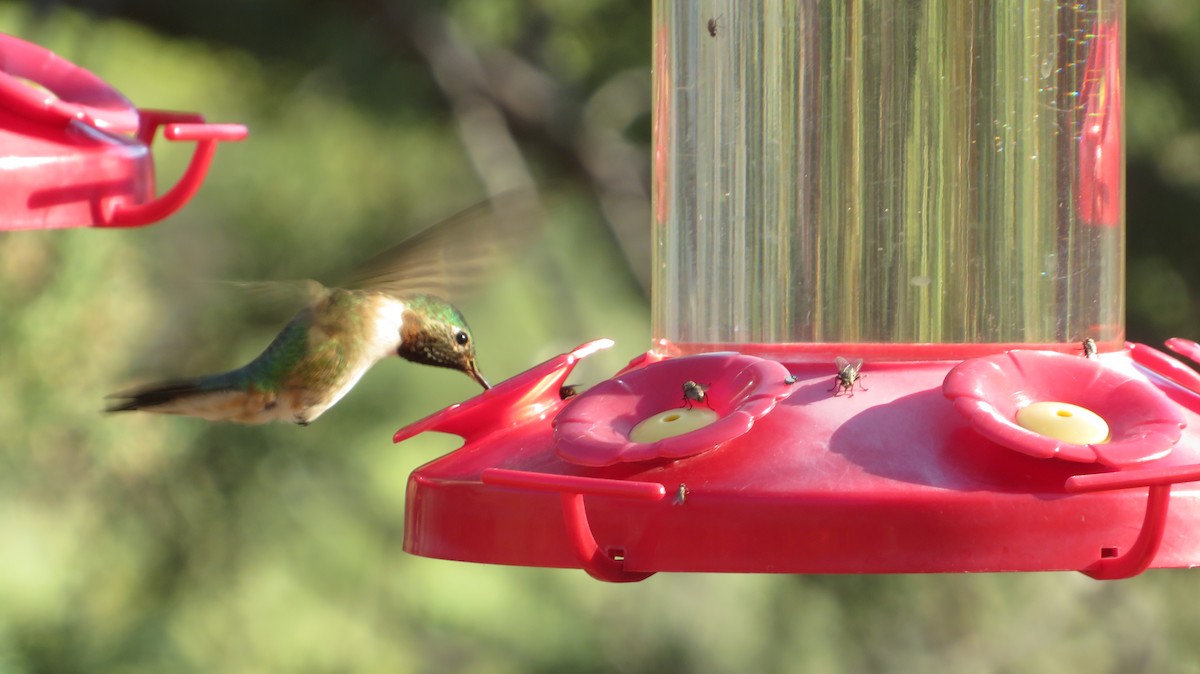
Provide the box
[107,193,538,425]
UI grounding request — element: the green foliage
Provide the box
[1128,0,1200,343]
[0,1,1196,672]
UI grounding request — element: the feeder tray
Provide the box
[396,339,1200,582]
[0,33,247,229]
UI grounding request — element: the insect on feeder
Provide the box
[396,1,1200,581]
[0,34,246,230]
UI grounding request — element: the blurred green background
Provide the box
[0,1,1199,672]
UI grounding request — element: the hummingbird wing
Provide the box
[343,189,542,301]
[204,278,329,321]
[207,278,327,308]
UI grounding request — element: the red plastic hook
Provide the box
[1065,464,1200,579]
[481,468,664,582]
[101,109,248,227]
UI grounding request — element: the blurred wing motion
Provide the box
[207,278,328,315]
[199,190,542,319]
[344,189,543,300]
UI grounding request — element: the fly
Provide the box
[707,15,723,38]
[1081,338,1097,359]
[682,380,711,409]
[674,483,689,505]
[831,357,867,397]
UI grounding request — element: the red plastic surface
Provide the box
[481,469,665,581]
[398,341,1200,581]
[0,34,137,131]
[1161,338,1200,392]
[0,34,247,229]
[554,352,796,466]
[944,350,1184,466]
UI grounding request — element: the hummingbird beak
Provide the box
[469,362,491,390]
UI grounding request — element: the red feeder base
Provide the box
[396,340,1200,582]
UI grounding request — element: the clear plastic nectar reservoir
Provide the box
[652,1,1124,358]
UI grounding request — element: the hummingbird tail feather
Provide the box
[105,379,229,413]
[106,372,290,424]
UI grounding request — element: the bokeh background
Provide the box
[0,1,1199,672]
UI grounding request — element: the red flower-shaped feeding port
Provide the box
[943,350,1185,467]
[554,352,796,467]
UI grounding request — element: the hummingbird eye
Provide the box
[455,330,470,346]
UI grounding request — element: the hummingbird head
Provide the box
[397,296,490,389]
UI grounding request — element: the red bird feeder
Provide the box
[395,2,1200,582]
[0,33,246,229]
